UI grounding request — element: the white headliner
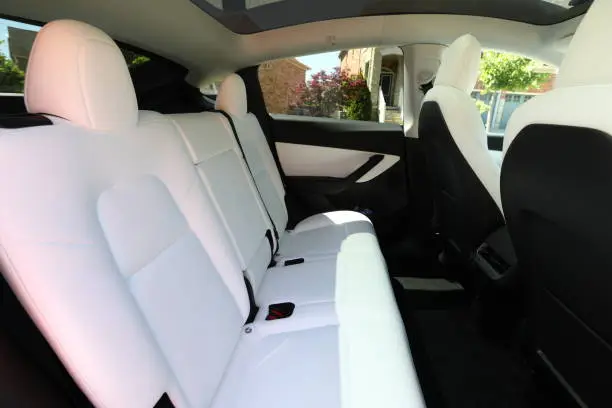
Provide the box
[2,0,581,84]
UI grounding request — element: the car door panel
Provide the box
[270,114,410,238]
[277,142,398,181]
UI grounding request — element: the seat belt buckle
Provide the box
[265,302,295,321]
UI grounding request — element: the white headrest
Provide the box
[25,20,138,131]
[435,34,481,94]
[215,74,248,118]
[556,0,610,88]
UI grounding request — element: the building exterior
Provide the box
[338,47,404,122]
[472,71,556,134]
[258,58,310,114]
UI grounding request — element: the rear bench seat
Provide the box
[0,20,425,408]
[168,109,387,308]
[214,74,376,260]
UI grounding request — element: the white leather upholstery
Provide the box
[25,20,138,131]
[503,0,612,156]
[555,0,612,90]
[228,112,290,239]
[424,35,502,212]
[280,211,375,257]
[276,142,400,183]
[217,242,425,408]
[169,113,381,304]
[0,112,248,407]
[215,73,248,118]
[170,112,275,293]
[434,34,481,94]
[0,20,425,408]
[215,74,379,257]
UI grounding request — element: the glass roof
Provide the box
[191,0,591,34]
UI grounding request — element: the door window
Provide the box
[473,50,556,136]
[258,47,404,124]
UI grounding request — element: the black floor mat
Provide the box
[386,236,559,407]
[408,308,540,408]
[403,304,562,408]
[391,278,557,408]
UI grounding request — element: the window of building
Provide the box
[0,17,151,95]
[473,50,557,136]
[257,47,404,124]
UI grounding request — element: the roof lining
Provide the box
[0,0,583,85]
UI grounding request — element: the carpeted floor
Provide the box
[392,276,559,408]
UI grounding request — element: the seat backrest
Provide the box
[0,20,250,407]
[169,111,275,293]
[419,34,504,257]
[502,1,612,406]
[215,74,289,237]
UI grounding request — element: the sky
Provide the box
[297,51,341,79]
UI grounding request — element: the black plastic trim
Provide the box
[0,113,52,129]
[153,393,175,408]
[488,134,504,151]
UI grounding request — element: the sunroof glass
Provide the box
[192,0,592,34]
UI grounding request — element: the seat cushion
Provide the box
[214,268,426,408]
[278,210,375,258]
[257,231,386,306]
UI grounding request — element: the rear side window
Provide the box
[0,17,151,94]
[0,18,39,93]
[258,47,405,124]
[471,50,556,137]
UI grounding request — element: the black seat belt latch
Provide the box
[265,302,295,321]
[284,258,304,266]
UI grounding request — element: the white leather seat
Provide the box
[168,111,393,315]
[215,74,377,259]
[419,34,505,259]
[0,19,425,408]
[501,1,612,405]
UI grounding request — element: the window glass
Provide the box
[0,18,39,94]
[258,47,403,124]
[191,0,591,34]
[121,49,151,69]
[0,18,151,94]
[472,50,557,136]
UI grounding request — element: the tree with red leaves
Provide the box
[291,67,372,121]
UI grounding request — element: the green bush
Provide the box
[342,74,372,121]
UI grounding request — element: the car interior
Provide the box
[0,0,607,407]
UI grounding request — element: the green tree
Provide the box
[479,51,550,93]
[129,55,150,68]
[0,41,25,93]
[478,51,551,131]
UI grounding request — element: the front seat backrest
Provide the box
[501,0,612,406]
[419,34,504,260]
